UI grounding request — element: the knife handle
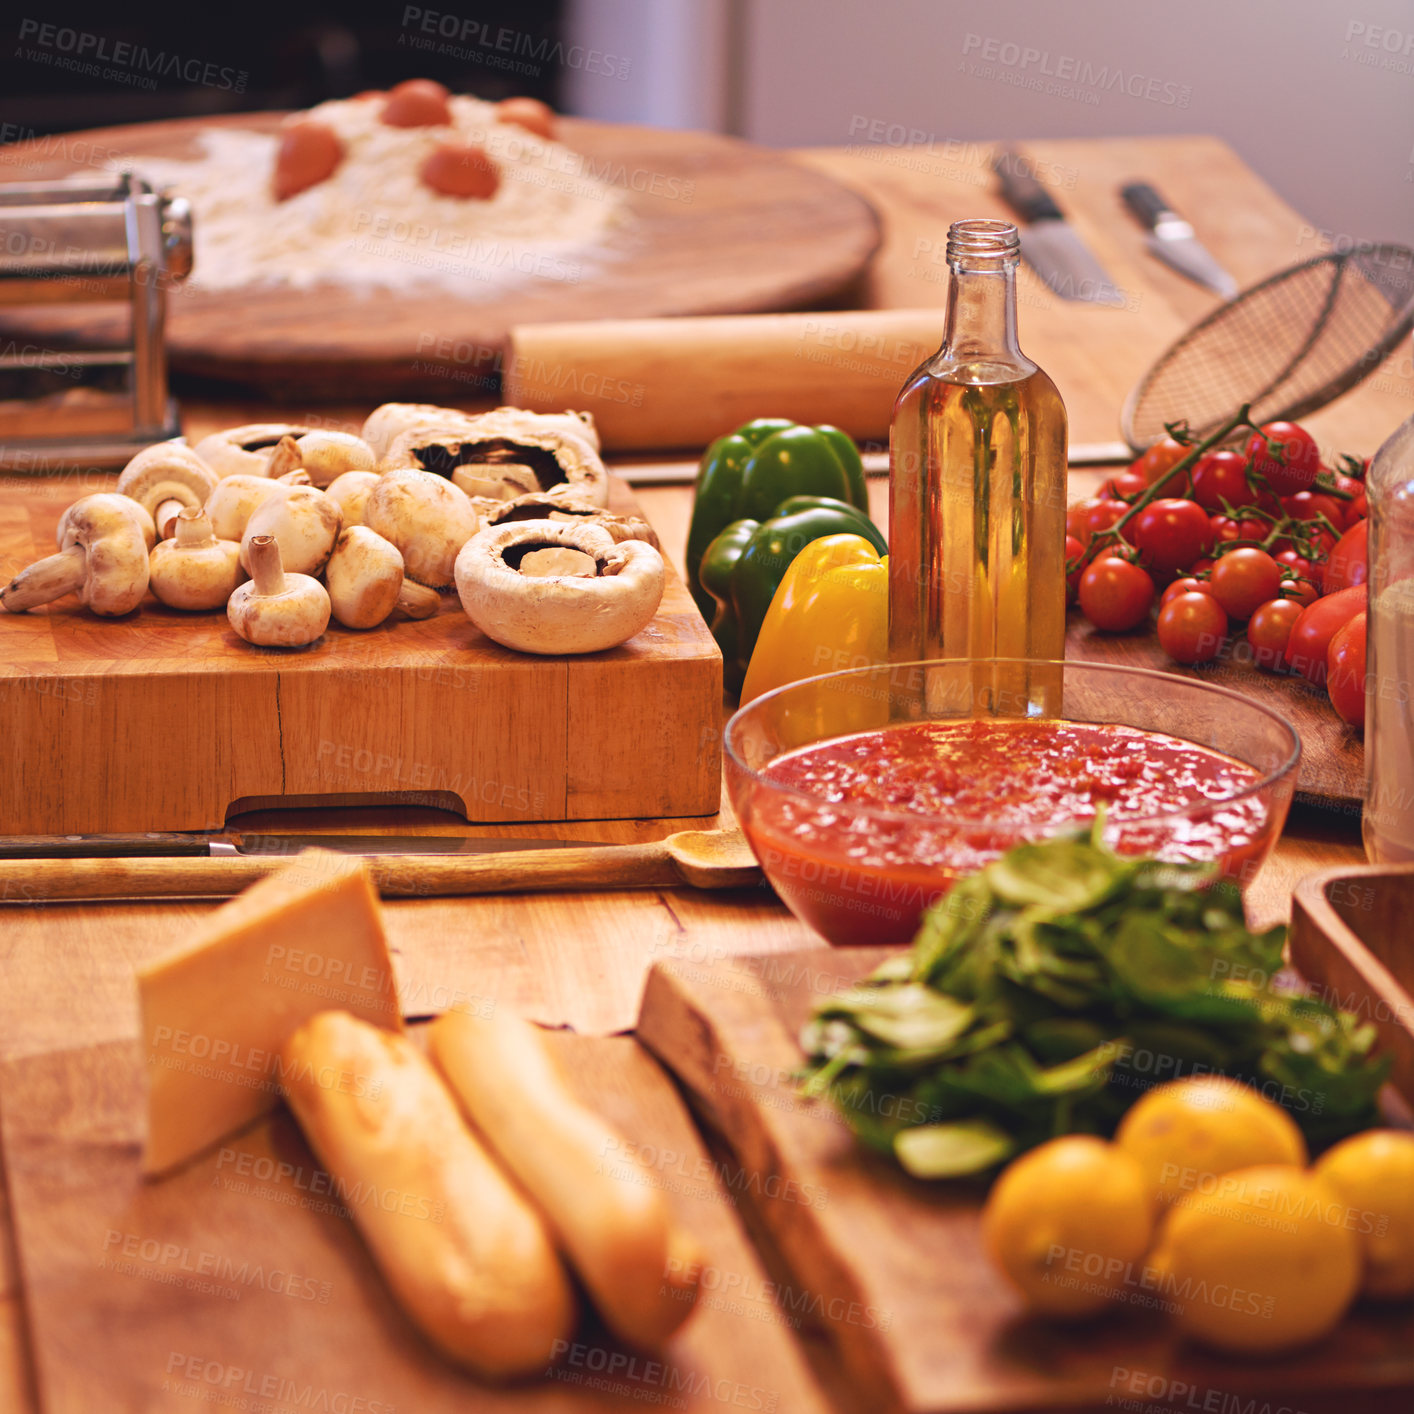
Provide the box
[1120,181,1173,231]
[0,832,215,859]
[992,151,1063,223]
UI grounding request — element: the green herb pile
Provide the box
[800,828,1388,1178]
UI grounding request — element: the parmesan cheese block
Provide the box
[138,850,401,1176]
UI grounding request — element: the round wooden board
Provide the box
[0,113,881,398]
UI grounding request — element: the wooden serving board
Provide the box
[0,1027,834,1414]
[636,950,1414,1414]
[0,476,721,834]
[1066,610,1363,809]
[0,114,881,399]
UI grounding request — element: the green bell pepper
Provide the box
[685,419,870,621]
[699,497,887,692]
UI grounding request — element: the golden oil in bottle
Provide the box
[888,219,1067,716]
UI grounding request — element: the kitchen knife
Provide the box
[1119,181,1238,299]
[0,832,577,859]
[992,151,1126,307]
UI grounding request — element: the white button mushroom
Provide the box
[454,520,665,655]
[295,430,377,487]
[1,493,150,617]
[58,497,157,553]
[240,485,342,577]
[361,402,478,460]
[324,526,440,629]
[193,423,314,479]
[116,442,219,540]
[227,535,330,647]
[204,475,291,542]
[324,469,381,526]
[363,469,478,590]
[149,507,244,610]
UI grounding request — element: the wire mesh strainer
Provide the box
[1121,243,1414,450]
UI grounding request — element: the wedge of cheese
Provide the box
[138,850,402,1176]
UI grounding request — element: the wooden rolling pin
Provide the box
[505,309,949,452]
[0,829,762,902]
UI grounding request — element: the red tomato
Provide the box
[1190,450,1251,512]
[1346,486,1368,521]
[1209,548,1283,620]
[1210,513,1269,545]
[1246,422,1321,496]
[1248,599,1303,670]
[1099,469,1148,501]
[1323,519,1369,594]
[1130,498,1214,575]
[1279,575,1320,608]
[1285,585,1368,686]
[1086,499,1129,543]
[1189,556,1216,577]
[1160,576,1213,608]
[1066,497,1105,547]
[1326,612,1367,727]
[1065,534,1084,602]
[1158,593,1228,664]
[1134,437,1191,492]
[1283,491,1345,533]
[1078,558,1155,632]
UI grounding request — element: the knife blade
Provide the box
[1119,181,1238,299]
[992,151,1126,307]
[0,832,577,859]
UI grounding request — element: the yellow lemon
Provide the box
[1315,1129,1414,1300]
[982,1136,1154,1318]
[1114,1076,1307,1209]
[1147,1164,1360,1354]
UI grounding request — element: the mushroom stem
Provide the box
[395,579,441,620]
[174,507,215,548]
[155,498,185,540]
[266,435,302,479]
[1,545,86,612]
[246,535,287,596]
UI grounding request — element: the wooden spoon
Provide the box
[0,828,764,903]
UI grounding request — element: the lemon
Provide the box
[1114,1076,1307,1209]
[1147,1164,1360,1353]
[982,1135,1153,1318]
[1315,1129,1414,1300]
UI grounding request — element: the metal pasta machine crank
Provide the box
[0,171,192,470]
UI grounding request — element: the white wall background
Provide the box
[564,0,1414,246]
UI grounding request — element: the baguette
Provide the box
[428,1007,702,1347]
[280,1011,576,1378]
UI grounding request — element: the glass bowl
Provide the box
[724,659,1301,946]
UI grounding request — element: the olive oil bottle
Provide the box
[888,219,1067,715]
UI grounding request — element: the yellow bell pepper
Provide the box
[740,534,889,737]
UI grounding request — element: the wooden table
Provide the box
[0,134,1392,1414]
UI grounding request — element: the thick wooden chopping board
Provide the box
[0,114,881,398]
[0,476,720,834]
[636,949,1414,1414]
[0,1028,833,1414]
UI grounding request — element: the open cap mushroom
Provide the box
[1,493,150,617]
[116,442,219,540]
[324,469,381,526]
[361,402,478,460]
[228,535,330,647]
[324,526,440,629]
[454,519,664,655]
[204,474,291,542]
[192,423,315,479]
[240,485,342,577]
[149,508,244,610]
[486,494,660,549]
[363,469,478,590]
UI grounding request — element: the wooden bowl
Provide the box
[1289,863,1414,1104]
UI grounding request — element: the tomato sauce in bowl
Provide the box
[728,666,1299,948]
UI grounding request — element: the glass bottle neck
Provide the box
[939,260,1024,367]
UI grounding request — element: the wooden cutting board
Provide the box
[636,949,1414,1414]
[1066,609,1363,809]
[0,475,720,834]
[0,114,881,399]
[0,1027,834,1414]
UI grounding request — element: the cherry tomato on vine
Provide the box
[1326,612,1367,728]
[1324,519,1369,594]
[1247,599,1303,671]
[1210,513,1269,545]
[1066,497,1105,547]
[1208,548,1283,620]
[1246,421,1321,496]
[1099,469,1147,501]
[1278,575,1320,608]
[1078,557,1155,632]
[1190,450,1250,512]
[1133,436,1190,492]
[1160,576,1214,608]
[1157,592,1228,664]
[1085,499,1129,543]
[1283,491,1346,534]
[1130,498,1213,575]
[1285,585,1367,686]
